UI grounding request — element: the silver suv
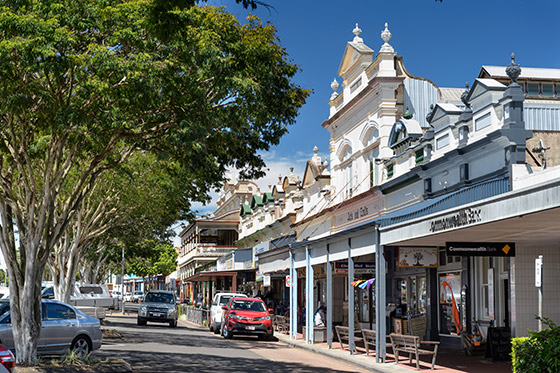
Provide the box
[137,290,178,327]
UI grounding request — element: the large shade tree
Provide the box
[0,0,308,363]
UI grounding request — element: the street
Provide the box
[95,312,368,373]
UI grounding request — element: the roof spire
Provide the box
[330,78,339,100]
[380,22,394,53]
[505,53,522,84]
[352,23,363,43]
[461,81,471,108]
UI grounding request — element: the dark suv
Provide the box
[137,290,178,327]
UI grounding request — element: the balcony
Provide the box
[178,243,235,267]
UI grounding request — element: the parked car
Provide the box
[0,299,102,358]
[132,291,144,303]
[221,297,274,340]
[209,292,247,334]
[0,344,14,373]
[137,290,178,327]
[41,284,117,309]
[123,292,133,302]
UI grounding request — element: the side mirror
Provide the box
[268,308,274,313]
[221,306,228,311]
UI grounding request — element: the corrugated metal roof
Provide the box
[440,88,463,103]
[404,78,440,128]
[524,104,560,131]
[482,65,560,80]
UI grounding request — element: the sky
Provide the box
[182,0,560,234]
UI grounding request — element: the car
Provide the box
[0,299,102,358]
[0,344,14,373]
[209,292,247,334]
[123,292,133,302]
[137,290,178,327]
[221,297,274,340]
[132,291,144,303]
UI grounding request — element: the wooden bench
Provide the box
[335,325,363,353]
[275,315,290,333]
[361,329,376,356]
[389,333,440,370]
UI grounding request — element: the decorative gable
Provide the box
[466,78,506,102]
[337,24,374,79]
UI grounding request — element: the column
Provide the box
[375,225,386,363]
[348,238,355,353]
[305,245,313,344]
[326,244,333,348]
[290,248,298,339]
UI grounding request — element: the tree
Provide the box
[128,242,178,291]
[0,0,308,363]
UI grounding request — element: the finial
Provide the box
[380,22,394,53]
[352,23,363,43]
[290,167,294,173]
[505,52,521,84]
[461,81,471,108]
[330,78,340,101]
[402,107,413,120]
[313,145,319,154]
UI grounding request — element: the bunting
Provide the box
[351,278,375,290]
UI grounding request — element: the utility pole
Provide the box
[121,245,125,314]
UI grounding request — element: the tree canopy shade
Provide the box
[0,0,308,363]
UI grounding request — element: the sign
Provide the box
[397,247,438,268]
[333,192,383,228]
[285,275,291,288]
[430,208,481,232]
[263,275,271,287]
[535,257,543,288]
[333,262,375,274]
[446,242,515,257]
[485,327,512,361]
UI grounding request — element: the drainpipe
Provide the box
[326,244,333,348]
[348,238,355,353]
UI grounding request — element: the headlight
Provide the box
[255,316,271,321]
[139,306,147,313]
[168,308,176,315]
[230,314,247,321]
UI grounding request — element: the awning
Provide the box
[184,269,254,282]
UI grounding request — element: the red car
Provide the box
[221,297,274,340]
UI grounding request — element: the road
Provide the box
[95,313,368,373]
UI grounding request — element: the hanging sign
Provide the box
[285,275,291,288]
[397,247,438,268]
[333,262,375,274]
[535,257,543,288]
[446,242,515,257]
[263,275,271,287]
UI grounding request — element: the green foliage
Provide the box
[128,242,177,279]
[511,317,560,372]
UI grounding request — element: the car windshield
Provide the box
[134,291,143,295]
[219,296,233,306]
[144,293,174,304]
[230,300,266,312]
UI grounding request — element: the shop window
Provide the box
[479,257,490,319]
[475,112,491,131]
[439,272,462,335]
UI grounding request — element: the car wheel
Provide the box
[137,317,147,326]
[169,319,177,328]
[222,324,233,339]
[209,323,214,332]
[71,336,91,359]
[213,325,220,334]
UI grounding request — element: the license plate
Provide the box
[152,312,162,317]
[246,326,255,330]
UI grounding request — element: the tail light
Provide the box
[0,346,15,372]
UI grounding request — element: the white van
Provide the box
[209,292,247,334]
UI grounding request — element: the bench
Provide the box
[361,329,376,356]
[275,315,290,333]
[335,325,363,353]
[389,333,440,370]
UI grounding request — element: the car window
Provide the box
[79,286,104,295]
[231,300,266,312]
[219,296,233,306]
[0,303,9,317]
[144,293,174,304]
[46,303,76,320]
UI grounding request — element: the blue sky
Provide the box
[191,0,560,216]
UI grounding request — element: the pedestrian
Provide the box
[314,306,326,327]
[196,292,203,308]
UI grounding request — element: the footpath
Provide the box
[275,332,513,373]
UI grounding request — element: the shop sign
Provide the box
[446,242,515,257]
[430,208,481,233]
[263,275,271,287]
[226,259,233,270]
[397,247,438,268]
[285,275,291,288]
[333,193,383,227]
[333,262,375,274]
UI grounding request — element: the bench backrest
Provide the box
[390,333,420,349]
[335,325,350,336]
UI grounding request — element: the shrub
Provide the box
[511,317,560,372]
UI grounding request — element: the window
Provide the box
[527,83,539,96]
[475,112,491,131]
[542,84,553,97]
[436,134,449,150]
[46,303,76,320]
[387,164,393,179]
[479,257,490,319]
[344,164,353,198]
